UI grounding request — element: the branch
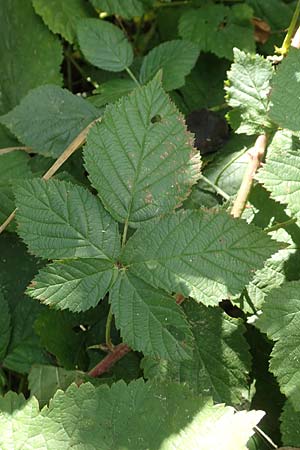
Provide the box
[0,118,100,234]
[88,343,131,378]
[231,134,267,219]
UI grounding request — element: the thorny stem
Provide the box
[88,343,131,378]
[125,67,141,88]
[0,118,100,234]
[231,134,267,219]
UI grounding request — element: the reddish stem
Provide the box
[88,343,131,378]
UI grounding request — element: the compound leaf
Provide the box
[225,48,273,134]
[122,209,280,306]
[257,280,300,411]
[142,301,251,406]
[179,4,254,60]
[15,178,120,260]
[1,85,100,158]
[84,76,201,227]
[110,271,193,361]
[257,130,300,226]
[77,18,133,71]
[90,0,144,19]
[269,47,300,131]
[32,0,92,43]
[140,40,199,91]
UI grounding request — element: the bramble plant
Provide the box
[1,0,300,448]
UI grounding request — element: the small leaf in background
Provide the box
[140,40,199,91]
[32,0,93,43]
[110,271,193,361]
[90,0,144,19]
[142,300,251,406]
[15,178,120,260]
[1,85,100,158]
[179,4,255,60]
[269,48,300,131]
[257,281,300,411]
[257,130,300,226]
[84,76,201,226]
[27,258,116,312]
[122,209,280,306]
[90,78,136,107]
[0,293,11,361]
[77,18,134,72]
[225,48,274,134]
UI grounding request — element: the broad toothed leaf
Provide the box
[90,0,144,19]
[110,271,193,361]
[15,178,120,260]
[77,18,133,72]
[281,399,300,447]
[142,301,251,405]
[257,281,300,411]
[140,40,199,91]
[1,85,100,158]
[122,209,280,306]
[27,258,116,312]
[84,76,201,227]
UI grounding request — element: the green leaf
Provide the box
[178,4,254,60]
[110,271,193,361]
[15,178,120,260]
[269,48,300,131]
[84,76,201,226]
[27,258,116,312]
[225,48,274,135]
[142,301,251,405]
[257,281,300,411]
[0,0,62,116]
[140,40,199,91]
[77,18,134,72]
[1,85,100,158]
[90,0,144,19]
[281,398,300,447]
[122,209,280,306]
[32,0,93,43]
[0,293,11,361]
[90,78,136,107]
[0,380,264,449]
[257,130,300,226]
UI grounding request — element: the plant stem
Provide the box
[264,217,297,233]
[88,343,130,377]
[0,146,32,155]
[121,220,129,248]
[276,0,300,55]
[231,134,267,219]
[200,175,230,201]
[105,306,114,350]
[154,1,191,7]
[125,67,141,88]
[0,118,100,234]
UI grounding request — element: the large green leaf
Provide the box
[257,281,300,411]
[15,178,120,260]
[32,0,92,43]
[225,48,273,134]
[142,301,251,405]
[0,380,264,449]
[257,130,300,226]
[77,18,133,72]
[1,85,100,158]
[0,293,11,361]
[281,399,300,447]
[90,0,144,19]
[0,0,62,116]
[27,258,116,312]
[110,271,193,361]
[140,40,199,91]
[84,76,201,226]
[178,4,254,60]
[122,209,280,306]
[269,47,300,131]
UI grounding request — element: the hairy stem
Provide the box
[0,118,100,234]
[231,134,267,219]
[88,343,130,378]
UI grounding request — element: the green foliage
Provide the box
[2,0,300,446]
